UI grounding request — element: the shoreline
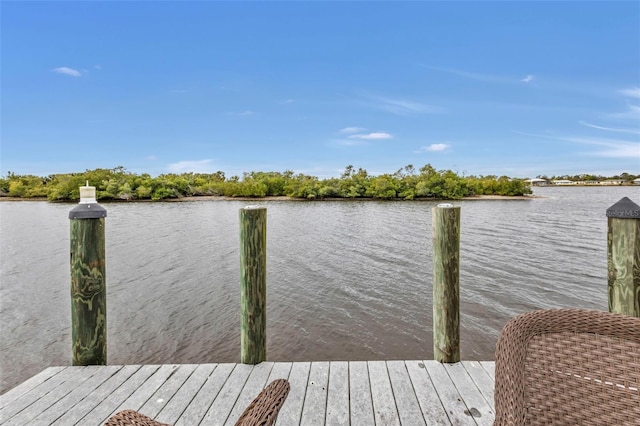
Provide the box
[0,194,541,203]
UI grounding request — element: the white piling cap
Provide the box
[79,181,97,204]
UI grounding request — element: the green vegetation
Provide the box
[0,164,533,201]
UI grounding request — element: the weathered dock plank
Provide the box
[405,360,450,424]
[139,364,198,419]
[3,366,99,426]
[461,361,495,409]
[112,364,179,415]
[226,362,274,425]
[387,361,426,426]
[424,361,476,425]
[479,361,495,381]
[200,363,253,426]
[155,364,216,425]
[174,363,234,426]
[275,362,310,426]
[0,367,67,411]
[51,365,141,425]
[0,367,74,422]
[368,360,401,426]
[348,361,375,426]
[0,361,496,425]
[88,364,161,424]
[325,361,349,425]
[31,365,121,426]
[300,361,329,425]
[266,362,292,383]
[442,362,494,425]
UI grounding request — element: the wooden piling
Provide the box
[607,197,640,317]
[240,206,267,364]
[432,204,461,363]
[69,184,107,365]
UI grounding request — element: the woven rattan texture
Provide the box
[494,309,640,425]
[104,410,169,426]
[234,378,290,426]
[104,379,289,426]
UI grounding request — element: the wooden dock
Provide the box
[0,360,495,425]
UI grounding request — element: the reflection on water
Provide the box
[0,186,630,393]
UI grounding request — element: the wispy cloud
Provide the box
[620,87,640,98]
[167,159,217,173]
[52,67,82,77]
[579,121,640,135]
[360,94,443,116]
[339,127,366,134]
[283,99,294,104]
[414,143,451,153]
[424,65,536,86]
[228,110,255,116]
[333,139,369,147]
[565,137,640,158]
[514,130,639,159]
[348,132,393,140]
[606,105,640,121]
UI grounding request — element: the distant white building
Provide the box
[634,178,640,185]
[526,178,549,186]
[552,179,575,185]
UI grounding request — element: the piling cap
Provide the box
[69,203,107,219]
[69,182,107,219]
[606,197,640,219]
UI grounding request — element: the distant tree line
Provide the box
[0,164,533,201]
[538,172,639,182]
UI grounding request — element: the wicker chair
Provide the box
[104,378,289,426]
[494,309,640,425]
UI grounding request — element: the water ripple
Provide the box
[0,187,631,393]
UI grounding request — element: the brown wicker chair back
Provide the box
[494,309,640,425]
[104,378,290,426]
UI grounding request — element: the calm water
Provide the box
[0,186,636,394]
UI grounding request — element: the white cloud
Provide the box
[52,67,82,77]
[619,87,640,98]
[339,127,366,134]
[348,132,393,140]
[414,143,451,153]
[607,105,640,121]
[521,75,534,83]
[579,121,640,135]
[426,143,450,152]
[283,99,294,104]
[167,159,217,173]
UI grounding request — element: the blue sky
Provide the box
[2,1,639,179]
